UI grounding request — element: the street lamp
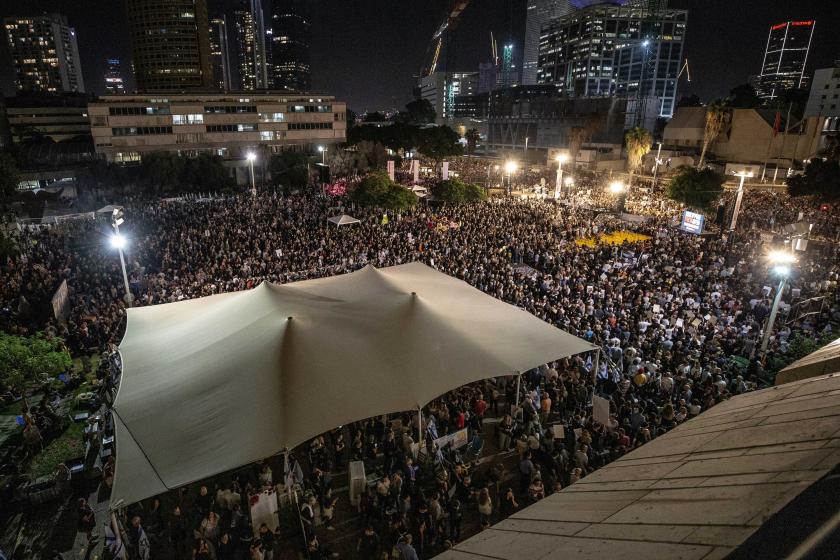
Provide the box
[246,151,257,196]
[760,250,797,358]
[730,170,754,232]
[554,153,569,198]
[318,145,327,164]
[109,208,132,308]
[609,180,627,212]
[651,141,663,188]
[504,160,518,194]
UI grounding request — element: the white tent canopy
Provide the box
[111,263,595,508]
[96,204,124,214]
[327,214,361,226]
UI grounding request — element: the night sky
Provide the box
[0,0,838,112]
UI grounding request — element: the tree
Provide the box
[820,135,840,162]
[141,152,184,192]
[349,172,416,210]
[677,94,702,107]
[625,126,652,182]
[0,332,72,409]
[0,151,21,203]
[182,153,229,191]
[363,111,387,123]
[416,126,463,163]
[666,166,724,210]
[431,178,487,203]
[269,151,310,192]
[729,83,760,109]
[787,158,840,202]
[0,230,18,262]
[698,99,731,169]
[464,128,480,156]
[396,99,436,125]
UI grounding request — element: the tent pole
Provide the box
[593,350,601,383]
[417,405,423,449]
[514,371,522,410]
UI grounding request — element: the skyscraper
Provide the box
[757,20,815,101]
[270,0,311,92]
[538,1,686,119]
[522,0,574,86]
[234,0,268,90]
[104,58,126,94]
[3,13,85,93]
[125,0,213,92]
[209,17,232,91]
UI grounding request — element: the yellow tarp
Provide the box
[575,231,652,247]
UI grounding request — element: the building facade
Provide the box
[418,71,478,122]
[485,85,627,152]
[234,0,269,90]
[104,58,126,95]
[270,0,311,92]
[522,0,574,86]
[209,17,233,91]
[537,1,686,119]
[3,13,85,94]
[453,92,490,120]
[126,0,213,92]
[88,93,346,164]
[757,20,815,101]
[805,63,840,119]
[6,96,91,144]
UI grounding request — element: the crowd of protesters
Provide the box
[2,170,839,558]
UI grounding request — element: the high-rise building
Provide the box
[538,1,687,119]
[419,71,478,122]
[125,0,213,92]
[104,58,126,95]
[209,17,232,91]
[3,13,85,93]
[523,0,574,85]
[270,0,311,92]
[498,44,519,89]
[234,0,269,90]
[757,20,815,101]
[478,62,498,94]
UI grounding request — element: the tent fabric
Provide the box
[96,204,124,214]
[327,214,361,226]
[111,262,595,508]
[776,336,840,386]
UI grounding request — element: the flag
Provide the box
[773,111,781,136]
[583,353,593,372]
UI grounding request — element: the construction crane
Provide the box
[420,0,472,78]
[677,58,691,83]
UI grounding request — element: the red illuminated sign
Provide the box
[791,20,814,26]
[771,23,786,30]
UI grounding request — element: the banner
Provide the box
[433,427,468,451]
[412,159,420,183]
[52,279,69,323]
[442,161,449,180]
[387,160,395,181]
[592,395,611,426]
[249,488,279,536]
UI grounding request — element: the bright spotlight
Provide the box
[642,40,650,47]
[110,234,127,250]
[318,146,325,152]
[504,161,518,174]
[773,265,791,276]
[564,176,574,186]
[767,250,797,265]
[609,181,625,194]
[246,152,257,162]
[556,153,569,163]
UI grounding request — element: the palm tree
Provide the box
[625,126,653,185]
[698,99,731,169]
[464,128,480,156]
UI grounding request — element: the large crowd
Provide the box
[2,172,839,559]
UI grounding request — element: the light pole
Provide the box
[109,209,132,308]
[609,180,626,213]
[554,153,568,198]
[760,250,797,358]
[524,137,529,154]
[730,170,754,232]
[246,151,257,196]
[651,141,663,188]
[318,145,327,164]
[504,160,518,194]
